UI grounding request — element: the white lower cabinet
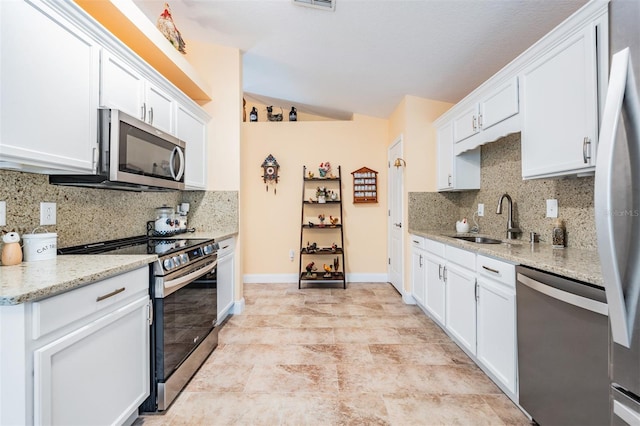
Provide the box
[424,240,447,326]
[410,236,427,308]
[444,246,477,356]
[421,238,519,402]
[476,255,517,398]
[0,266,152,425]
[216,237,236,323]
[33,295,150,425]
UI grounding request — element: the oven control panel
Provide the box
[161,243,217,272]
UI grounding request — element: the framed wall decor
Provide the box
[351,167,378,203]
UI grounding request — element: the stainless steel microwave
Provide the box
[50,109,185,191]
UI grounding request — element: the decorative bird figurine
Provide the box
[330,216,339,226]
[157,3,186,54]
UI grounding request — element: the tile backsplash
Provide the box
[409,133,596,249]
[0,170,238,247]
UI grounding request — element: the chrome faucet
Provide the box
[496,193,522,239]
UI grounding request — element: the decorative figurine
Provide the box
[330,216,339,226]
[319,162,331,178]
[250,107,258,122]
[157,3,186,54]
[289,106,297,121]
[1,232,23,266]
[331,242,338,253]
[266,106,283,122]
[308,171,314,179]
[333,256,339,273]
[323,263,332,278]
[306,242,317,253]
[261,154,280,194]
[305,262,317,276]
[330,191,338,201]
[318,214,325,227]
[316,186,327,203]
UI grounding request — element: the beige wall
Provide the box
[185,41,242,192]
[240,115,389,279]
[388,95,452,294]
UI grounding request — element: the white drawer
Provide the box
[476,254,516,287]
[410,235,425,250]
[32,266,149,339]
[446,245,476,269]
[425,239,445,257]
[217,237,236,256]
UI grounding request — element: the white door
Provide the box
[176,104,207,190]
[387,136,404,294]
[445,262,477,355]
[477,278,517,394]
[411,247,426,308]
[425,253,446,326]
[33,296,150,425]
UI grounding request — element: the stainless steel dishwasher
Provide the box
[516,266,609,426]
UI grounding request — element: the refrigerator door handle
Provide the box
[595,47,640,348]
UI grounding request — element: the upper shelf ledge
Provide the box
[76,0,211,102]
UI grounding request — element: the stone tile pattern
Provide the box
[0,170,238,247]
[182,190,239,236]
[409,133,596,249]
[135,283,529,426]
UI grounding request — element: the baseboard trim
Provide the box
[242,273,389,284]
[231,297,245,314]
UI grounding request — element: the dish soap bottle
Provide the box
[552,218,565,248]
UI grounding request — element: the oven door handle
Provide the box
[162,261,217,297]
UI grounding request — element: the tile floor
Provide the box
[136,282,531,425]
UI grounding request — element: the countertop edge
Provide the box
[0,255,157,306]
[409,229,603,287]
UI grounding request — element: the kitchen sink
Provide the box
[452,236,503,244]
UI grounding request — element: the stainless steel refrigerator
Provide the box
[594,0,640,424]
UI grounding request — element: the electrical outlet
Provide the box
[0,201,6,226]
[477,203,484,217]
[289,249,295,261]
[546,199,558,218]
[40,202,56,225]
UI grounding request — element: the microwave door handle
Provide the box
[169,146,185,181]
[176,146,185,181]
[595,48,640,348]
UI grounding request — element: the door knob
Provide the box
[394,223,402,228]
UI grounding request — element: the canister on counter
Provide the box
[552,218,566,248]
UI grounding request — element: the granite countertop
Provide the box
[0,255,156,306]
[410,229,603,287]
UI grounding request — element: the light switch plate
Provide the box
[546,199,558,218]
[40,202,56,225]
[0,201,6,226]
[477,203,484,217]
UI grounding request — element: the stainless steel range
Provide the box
[59,236,219,412]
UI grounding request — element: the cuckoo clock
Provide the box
[261,154,280,194]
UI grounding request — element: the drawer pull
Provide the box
[96,287,125,302]
[482,265,500,274]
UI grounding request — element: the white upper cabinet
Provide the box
[452,77,520,146]
[100,50,145,120]
[479,77,519,131]
[100,52,175,135]
[145,83,175,134]
[0,0,99,174]
[177,104,207,190]
[437,122,480,192]
[521,23,600,179]
[453,105,480,143]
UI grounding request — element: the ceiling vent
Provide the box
[293,0,335,11]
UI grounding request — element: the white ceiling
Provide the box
[132,0,589,118]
